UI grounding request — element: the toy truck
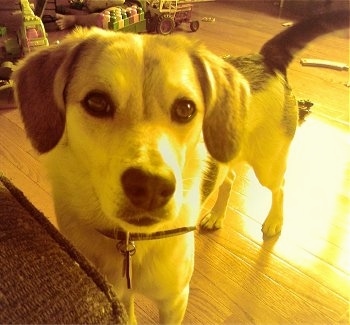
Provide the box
[147,0,199,34]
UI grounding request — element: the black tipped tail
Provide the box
[260,10,349,74]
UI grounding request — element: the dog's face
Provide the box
[13,28,249,233]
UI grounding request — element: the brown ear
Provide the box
[192,50,250,163]
[12,36,84,153]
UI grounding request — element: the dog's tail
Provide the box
[260,10,349,74]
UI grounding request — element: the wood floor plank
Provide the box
[0,114,56,224]
[0,111,33,153]
[191,234,337,324]
[0,121,50,192]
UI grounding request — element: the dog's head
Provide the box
[13,28,249,232]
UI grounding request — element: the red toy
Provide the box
[147,0,200,34]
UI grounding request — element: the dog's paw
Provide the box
[200,212,224,230]
[262,215,282,237]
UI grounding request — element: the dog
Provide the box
[201,10,350,236]
[12,10,349,324]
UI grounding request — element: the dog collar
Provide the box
[97,226,197,241]
[96,226,197,290]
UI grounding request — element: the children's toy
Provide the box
[18,0,49,55]
[147,0,200,34]
[0,0,48,108]
[106,4,147,33]
[2,0,49,60]
[102,0,199,34]
[300,58,349,71]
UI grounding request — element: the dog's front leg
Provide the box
[122,293,137,325]
[157,285,189,325]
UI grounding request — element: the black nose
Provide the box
[121,167,176,211]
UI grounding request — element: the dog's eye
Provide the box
[82,92,114,118]
[171,99,196,123]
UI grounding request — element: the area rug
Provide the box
[0,173,127,324]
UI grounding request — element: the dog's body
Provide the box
[201,55,298,236]
[202,11,350,236]
[13,10,348,324]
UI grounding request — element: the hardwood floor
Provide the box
[1,1,349,323]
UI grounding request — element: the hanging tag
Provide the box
[117,232,136,289]
[125,250,132,289]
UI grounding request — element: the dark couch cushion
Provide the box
[0,174,127,324]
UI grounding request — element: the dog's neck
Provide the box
[97,226,197,289]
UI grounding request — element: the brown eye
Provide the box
[171,98,196,123]
[82,92,114,118]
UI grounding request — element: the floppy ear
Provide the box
[12,34,86,153]
[192,50,250,163]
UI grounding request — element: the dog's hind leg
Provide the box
[201,169,236,230]
[251,142,290,237]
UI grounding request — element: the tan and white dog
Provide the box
[13,10,348,324]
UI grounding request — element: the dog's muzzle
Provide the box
[121,167,176,212]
